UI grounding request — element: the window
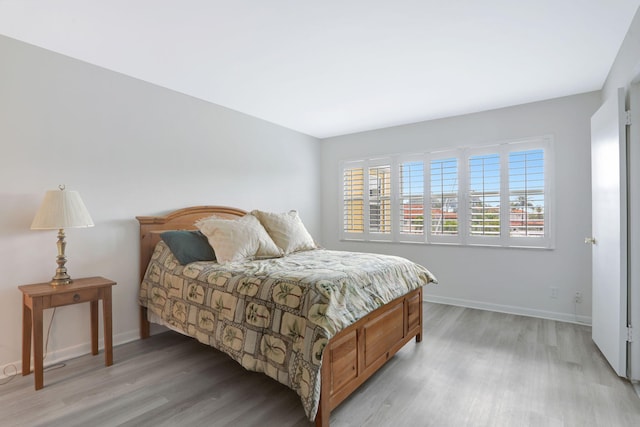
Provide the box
[468,153,501,238]
[399,160,424,237]
[508,149,545,238]
[342,159,393,241]
[430,157,458,238]
[340,136,553,248]
[342,166,364,233]
[368,164,391,234]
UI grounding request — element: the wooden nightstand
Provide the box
[19,276,116,390]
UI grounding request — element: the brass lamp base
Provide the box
[51,276,72,286]
[50,228,73,286]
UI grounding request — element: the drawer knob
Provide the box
[73,293,81,302]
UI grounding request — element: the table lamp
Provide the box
[31,185,94,285]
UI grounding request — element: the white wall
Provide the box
[602,7,640,101]
[0,36,320,373]
[321,92,600,323]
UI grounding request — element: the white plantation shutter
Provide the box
[468,153,501,238]
[368,164,392,235]
[509,149,545,237]
[343,165,364,234]
[399,160,424,237]
[341,159,392,240]
[430,157,458,237]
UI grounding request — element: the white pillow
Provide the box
[195,214,282,263]
[251,210,317,254]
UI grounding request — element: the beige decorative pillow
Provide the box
[195,214,282,263]
[251,210,317,254]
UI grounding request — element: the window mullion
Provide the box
[391,157,400,242]
[424,153,431,243]
[458,148,468,246]
[499,145,510,246]
[363,164,371,241]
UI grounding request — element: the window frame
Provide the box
[341,157,395,242]
[366,159,393,241]
[503,138,553,248]
[397,154,426,243]
[427,150,463,245]
[465,144,504,246]
[340,135,554,249]
[341,159,365,240]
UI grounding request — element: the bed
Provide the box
[137,206,437,426]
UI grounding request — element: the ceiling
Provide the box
[0,1,639,138]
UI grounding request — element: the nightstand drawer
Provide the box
[50,288,99,307]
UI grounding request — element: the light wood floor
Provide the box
[2,303,640,427]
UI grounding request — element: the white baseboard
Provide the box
[424,295,592,326]
[0,328,140,380]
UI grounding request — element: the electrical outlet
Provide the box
[550,287,558,299]
[575,291,583,304]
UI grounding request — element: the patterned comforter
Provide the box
[139,241,437,420]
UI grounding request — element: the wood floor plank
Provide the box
[1,302,639,426]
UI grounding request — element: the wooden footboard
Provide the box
[136,206,424,427]
[315,286,423,427]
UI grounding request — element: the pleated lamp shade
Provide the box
[31,188,94,230]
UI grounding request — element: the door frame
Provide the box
[628,81,640,381]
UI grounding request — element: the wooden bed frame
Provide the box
[137,206,424,427]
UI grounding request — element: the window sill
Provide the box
[339,238,554,250]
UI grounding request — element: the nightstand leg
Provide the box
[103,287,113,366]
[22,298,32,376]
[90,300,99,356]
[32,298,44,390]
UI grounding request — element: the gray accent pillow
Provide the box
[160,230,216,265]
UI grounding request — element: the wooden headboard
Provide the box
[136,205,247,283]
